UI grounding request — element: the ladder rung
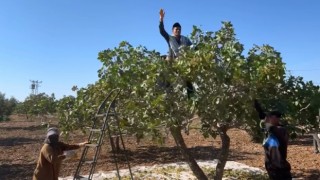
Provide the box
[111,133,127,138]
[83,160,95,164]
[90,128,102,132]
[95,112,115,117]
[95,114,105,117]
[74,175,89,180]
[85,143,99,147]
[89,138,98,142]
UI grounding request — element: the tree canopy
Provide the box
[56,21,320,180]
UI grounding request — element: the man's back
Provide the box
[264,126,291,179]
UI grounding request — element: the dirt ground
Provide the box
[0,116,319,180]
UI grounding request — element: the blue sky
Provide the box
[1,0,319,101]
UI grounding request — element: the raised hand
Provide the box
[159,8,165,21]
[254,99,266,120]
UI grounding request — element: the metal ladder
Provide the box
[73,88,133,180]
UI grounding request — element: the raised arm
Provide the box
[159,9,169,43]
[254,99,266,120]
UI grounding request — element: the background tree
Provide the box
[14,102,30,119]
[280,75,320,135]
[0,92,18,121]
[56,83,108,134]
[20,93,57,122]
[244,44,286,142]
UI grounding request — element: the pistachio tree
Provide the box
[0,92,18,121]
[58,22,291,179]
[280,75,320,134]
[245,44,286,142]
[19,93,56,121]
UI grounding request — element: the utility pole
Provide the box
[30,80,42,95]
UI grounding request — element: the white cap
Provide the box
[47,127,59,137]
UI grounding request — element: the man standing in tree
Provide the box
[159,8,192,60]
[158,9,194,98]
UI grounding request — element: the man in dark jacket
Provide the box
[263,111,292,179]
[159,8,192,60]
[254,100,292,180]
[158,9,194,98]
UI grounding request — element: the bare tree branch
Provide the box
[299,103,311,112]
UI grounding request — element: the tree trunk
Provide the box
[25,111,29,120]
[313,133,320,153]
[110,136,121,152]
[214,125,230,180]
[250,121,264,143]
[170,127,208,180]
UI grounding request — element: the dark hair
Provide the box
[172,22,181,29]
[267,110,282,118]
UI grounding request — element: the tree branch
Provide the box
[299,103,311,112]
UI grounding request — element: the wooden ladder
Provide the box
[73,89,133,180]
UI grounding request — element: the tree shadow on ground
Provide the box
[0,137,42,146]
[104,145,258,165]
[289,134,314,146]
[292,168,320,180]
[0,125,46,132]
[0,163,35,180]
